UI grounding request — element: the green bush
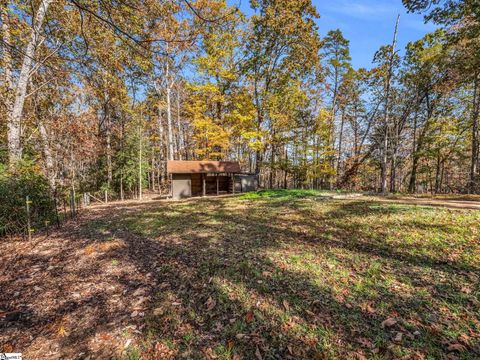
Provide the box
[0,162,56,236]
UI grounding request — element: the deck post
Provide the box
[232,173,235,194]
[202,173,206,197]
[216,173,219,196]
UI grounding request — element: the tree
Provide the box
[321,29,351,186]
[404,0,480,192]
[245,0,321,180]
[2,0,54,165]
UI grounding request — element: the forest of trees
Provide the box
[1,0,479,200]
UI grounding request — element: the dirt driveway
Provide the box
[371,196,480,210]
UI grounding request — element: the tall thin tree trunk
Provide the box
[390,119,399,192]
[157,105,165,184]
[408,102,418,192]
[166,62,174,161]
[336,110,345,186]
[434,154,442,194]
[1,1,14,157]
[328,57,341,190]
[38,119,55,188]
[105,110,112,188]
[381,15,399,194]
[253,77,263,175]
[138,112,143,200]
[151,152,155,191]
[6,0,53,165]
[120,118,125,200]
[469,72,479,193]
[284,145,288,189]
[409,91,435,193]
[269,130,275,188]
[176,91,183,160]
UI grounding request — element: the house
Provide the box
[167,160,258,199]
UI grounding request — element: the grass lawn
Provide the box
[1,190,479,359]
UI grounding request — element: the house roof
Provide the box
[167,160,241,174]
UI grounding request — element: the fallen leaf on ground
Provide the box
[381,317,397,328]
[205,297,216,311]
[457,333,470,345]
[153,307,164,316]
[58,325,67,337]
[356,337,373,348]
[245,311,254,323]
[287,345,294,355]
[393,332,403,343]
[447,343,466,352]
[2,344,14,353]
[255,347,262,360]
[361,302,375,314]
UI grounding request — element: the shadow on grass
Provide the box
[1,195,479,359]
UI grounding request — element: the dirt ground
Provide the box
[373,196,480,210]
[0,203,156,359]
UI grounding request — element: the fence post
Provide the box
[45,220,49,236]
[26,195,32,241]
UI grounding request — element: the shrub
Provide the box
[0,162,56,236]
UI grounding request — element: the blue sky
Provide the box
[233,0,437,69]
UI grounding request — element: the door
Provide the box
[172,174,191,199]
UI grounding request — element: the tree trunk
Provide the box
[469,72,479,193]
[269,131,275,188]
[105,112,112,188]
[38,119,56,188]
[120,117,125,200]
[138,115,143,200]
[409,91,434,193]
[166,84,174,161]
[166,62,174,161]
[380,15,399,194]
[176,91,183,160]
[390,155,397,193]
[6,0,53,165]
[336,110,345,186]
[389,121,398,193]
[380,125,389,193]
[434,154,442,194]
[1,1,14,157]
[408,102,419,192]
[157,104,165,184]
[151,152,155,191]
[408,155,419,193]
[284,145,288,189]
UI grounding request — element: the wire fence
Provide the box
[0,190,84,239]
[1,184,173,239]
